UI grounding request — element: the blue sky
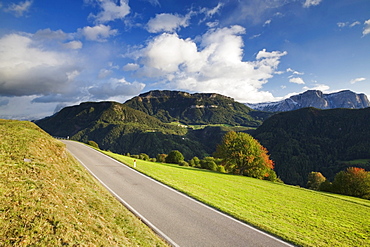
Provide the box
[1,0,370,119]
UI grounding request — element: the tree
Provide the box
[307,172,326,190]
[189,156,200,168]
[200,157,218,171]
[332,167,370,199]
[165,150,184,164]
[214,131,275,179]
[156,153,167,163]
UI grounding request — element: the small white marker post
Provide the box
[134,159,136,168]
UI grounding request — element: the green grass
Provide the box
[339,159,370,165]
[103,151,370,247]
[0,120,168,246]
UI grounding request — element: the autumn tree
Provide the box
[214,131,276,180]
[307,172,326,190]
[331,167,370,199]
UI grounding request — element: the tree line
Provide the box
[307,168,370,199]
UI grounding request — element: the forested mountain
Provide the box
[124,90,272,126]
[246,90,370,112]
[253,107,370,186]
[35,101,251,159]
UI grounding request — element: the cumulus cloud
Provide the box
[128,25,287,103]
[350,77,366,84]
[0,33,81,97]
[289,77,305,84]
[146,13,191,33]
[363,19,370,36]
[303,0,322,8]
[4,0,32,17]
[88,78,145,99]
[78,24,118,42]
[87,0,130,23]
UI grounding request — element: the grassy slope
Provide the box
[103,152,370,247]
[0,120,167,246]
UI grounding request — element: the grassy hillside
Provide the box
[103,151,370,247]
[0,119,167,246]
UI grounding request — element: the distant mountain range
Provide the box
[246,90,370,112]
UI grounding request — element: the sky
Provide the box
[1,0,370,120]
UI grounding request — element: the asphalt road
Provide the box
[63,140,294,247]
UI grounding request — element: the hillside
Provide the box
[124,90,272,126]
[0,119,167,246]
[253,107,370,186]
[35,100,254,159]
[247,90,370,112]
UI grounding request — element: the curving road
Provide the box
[63,140,294,247]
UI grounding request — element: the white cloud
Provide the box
[129,26,287,103]
[289,77,305,84]
[287,68,304,75]
[338,21,361,28]
[123,63,140,71]
[0,33,81,97]
[303,0,322,8]
[350,21,360,27]
[34,28,69,40]
[78,24,118,42]
[263,19,271,26]
[88,78,145,99]
[146,13,191,33]
[87,0,130,23]
[63,40,83,50]
[350,77,366,84]
[363,19,370,36]
[303,84,330,91]
[4,0,32,17]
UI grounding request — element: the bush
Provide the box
[156,154,167,163]
[165,150,184,164]
[178,160,189,167]
[200,157,217,171]
[189,157,201,168]
[87,140,99,149]
[139,153,150,161]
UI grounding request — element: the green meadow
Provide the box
[0,120,167,246]
[103,151,370,247]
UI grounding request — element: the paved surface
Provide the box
[63,140,295,247]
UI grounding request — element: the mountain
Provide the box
[124,90,272,126]
[246,90,370,112]
[35,100,251,159]
[253,107,370,186]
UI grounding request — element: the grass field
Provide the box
[103,151,370,247]
[0,120,167,246]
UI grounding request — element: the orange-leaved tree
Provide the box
[214,131,276,180]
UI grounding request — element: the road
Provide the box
[63,140,294,247]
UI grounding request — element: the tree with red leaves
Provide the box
[332,167,370,199]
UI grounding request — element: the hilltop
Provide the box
[0,119,167,246]
[124,90,272,126]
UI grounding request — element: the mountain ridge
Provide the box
[246,90,370,112]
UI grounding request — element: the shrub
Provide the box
[87,140,99,148]
[178,160,189,167]
[139,153,150,161]
[189,157,201,168]
[165,150,184,164]
[156,154,167,163]
[200,157,217,171]
[307,172,326,190]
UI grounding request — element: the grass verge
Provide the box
[103,151,370,247]
[0,119,167,246]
